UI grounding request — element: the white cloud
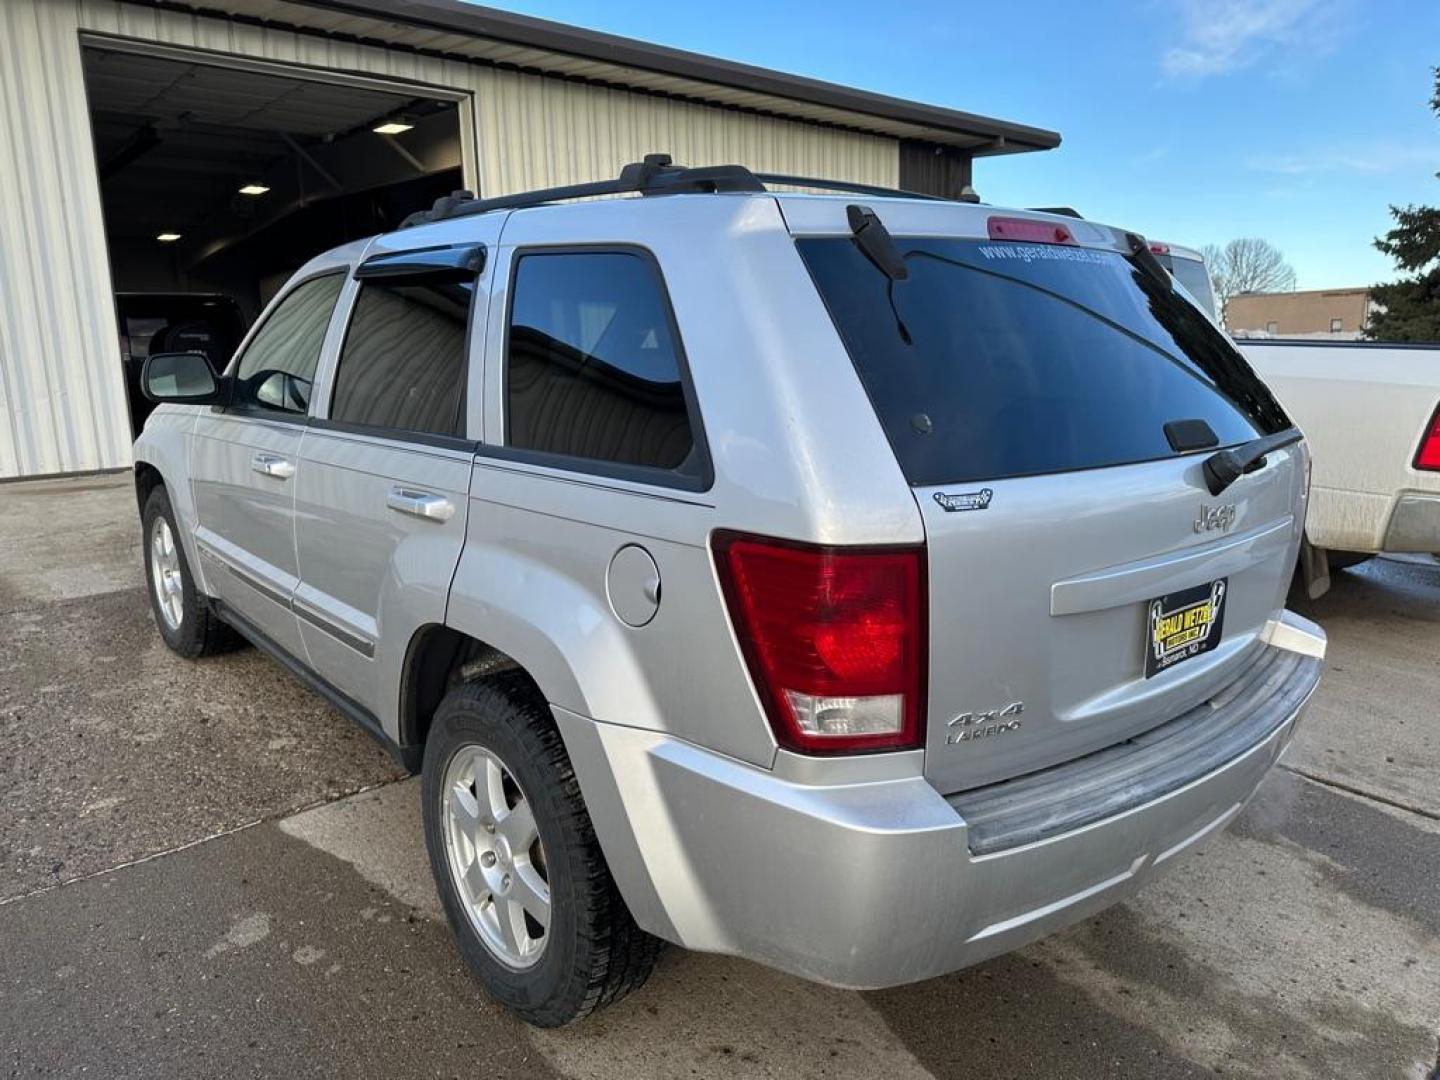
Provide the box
[1128,143,1172,167]
[1160,0,1347,81]
[1246,141,1438,176]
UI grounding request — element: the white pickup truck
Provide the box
[1235,339,1440,594]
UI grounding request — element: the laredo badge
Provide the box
[1145,578,1227,678]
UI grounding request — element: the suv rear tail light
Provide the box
[987,216,1076,245]
[1414,403,1440,470]
[713,531,926,754]
[1148,242,1171,255]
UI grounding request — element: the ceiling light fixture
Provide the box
[156,232,182,242]
[238,183,270,196]
[373,120,413,135]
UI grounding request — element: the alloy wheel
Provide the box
[149,516,185,630]
[441,744,551,968]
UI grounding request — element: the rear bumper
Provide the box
[556,617,1325,989]
[1383,491,1440,553]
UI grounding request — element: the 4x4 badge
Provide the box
[947,701,1024,744]
[934,488,993,513]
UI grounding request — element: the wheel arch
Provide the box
[399,621,682,949]
[134,460,165,515]
[397,623,550,761]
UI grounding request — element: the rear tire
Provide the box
[421,673,660,1026]
[141,486,236,658]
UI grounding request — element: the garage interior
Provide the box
[81,45,465,435]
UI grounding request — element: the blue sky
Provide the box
[483,0,1438,289]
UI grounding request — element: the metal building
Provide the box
[0,0,1058,480]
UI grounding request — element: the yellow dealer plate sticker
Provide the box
[1145,578,1227,678]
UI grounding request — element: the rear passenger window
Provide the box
[330,280,472,438]
[505,252,697,478]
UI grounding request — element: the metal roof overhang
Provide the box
[158,0,1061,155]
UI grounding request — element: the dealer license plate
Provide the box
[1144,578,1228,678]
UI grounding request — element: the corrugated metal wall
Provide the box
[0,0,899,478]
[0,0,132,479]
[473,68,898,195]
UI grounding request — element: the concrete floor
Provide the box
[2,472,1437,1080]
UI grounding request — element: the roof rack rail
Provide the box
[398,153,956,229]
[400,154,762,228]
[752,173,945,202]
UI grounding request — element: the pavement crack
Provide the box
[1280,764,1440,822]
[0,778,405,908]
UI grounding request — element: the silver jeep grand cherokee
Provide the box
[133,157,1326,1027]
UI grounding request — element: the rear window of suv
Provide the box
[799,237,1289,487]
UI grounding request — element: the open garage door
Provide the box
[81,45,466,437]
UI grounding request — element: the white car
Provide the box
[1150,242,1219,320]
[1237,339,1440,594]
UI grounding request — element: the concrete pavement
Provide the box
[2,473,1437,1079]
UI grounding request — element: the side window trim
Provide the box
[306,415,479,453]
[498,243,713,493]
[220,268,348,422]
[325,269,479,441]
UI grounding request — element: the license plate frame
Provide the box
[1144,578,1228,678]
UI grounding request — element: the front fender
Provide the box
[133,406,206,591]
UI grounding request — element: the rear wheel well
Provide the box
[399,626,548,763]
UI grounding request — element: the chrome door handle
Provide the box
[386,487,455,522]
[251,453,295,479]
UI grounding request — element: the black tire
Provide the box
[141,486,237,658]
[421,673,661,1027]
[1326,550,1373,572]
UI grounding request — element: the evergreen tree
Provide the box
[1366,69,1440,342]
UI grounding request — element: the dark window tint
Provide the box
[233,273,344,414]
[798,237,1290,487]
[506,252,695,475]
[330,280,471,438]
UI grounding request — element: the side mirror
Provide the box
[141,351,227,405]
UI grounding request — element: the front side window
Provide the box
[799,237,1290,487]
[329,280,471,438]
[505,251,697,478]
[232,273,345,414]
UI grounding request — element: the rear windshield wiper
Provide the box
[1203,427,1303,495]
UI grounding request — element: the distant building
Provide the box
[1226,288,1374,339]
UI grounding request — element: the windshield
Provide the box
[798,237,1289,487]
